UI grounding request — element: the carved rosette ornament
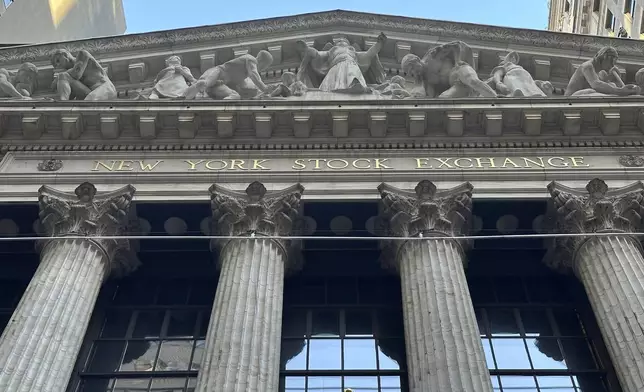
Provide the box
[38,181,139,275]
[378,180,474,268]
[618,155,644,167]
[545,178,644,272]
[197,182,304,392]
[377,181,492,392]
[545,178,644,392]
[37,158,63,172]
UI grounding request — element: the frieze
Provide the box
[1,10,643,65]
[37,159,63,172]
[618,155,644,167]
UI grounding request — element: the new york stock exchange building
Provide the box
[2,9,644,392]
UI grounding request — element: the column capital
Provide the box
[209,181,304,267]
[377,180,474,268]
[545,178,644,271]
[37,182,138,276]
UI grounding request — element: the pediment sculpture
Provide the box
[2,41,644,101]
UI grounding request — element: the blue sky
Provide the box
[122,0,550,34]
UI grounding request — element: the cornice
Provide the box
[1,10,643,64]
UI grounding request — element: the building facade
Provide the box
[0,9,644,392]
[548,0,644,38]
[0,0,125,45]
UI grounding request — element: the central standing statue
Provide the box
[295,33,387,94]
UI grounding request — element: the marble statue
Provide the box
[183,51,273,100]
[373,75,411,99]
[149,56,196,99]
[0,62,38,99]
[265,71,308,98]
[402,41,497,98]
[634,67,644,89]
[295,33,387,94]
[565,47,640,96]
[50,49,117,101]
[491,52,548,97]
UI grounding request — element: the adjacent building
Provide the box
[548,0,644,38]
[0,9,643,392]
[0,0,126,45]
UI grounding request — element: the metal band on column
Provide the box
[378,180,493,392]
[546,178,644,392]
[195,181,304,392]
[0,182,137,392]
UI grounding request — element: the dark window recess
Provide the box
[606,10,616,30]
[280,276,407,392]
[565,0,571,12]
[594,0,601,12]
[471,276,620,392]
[75,279,215,392]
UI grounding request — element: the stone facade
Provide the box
[0,9,643,392]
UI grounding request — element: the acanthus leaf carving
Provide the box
[545,178,644,273]
[209,182,304,268]
[37,182,138,276]
[377,180,473,270]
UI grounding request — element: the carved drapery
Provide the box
[0,182,137,392]
[378,180,492,392]
[195,182,304,392]
[545,178,644,392]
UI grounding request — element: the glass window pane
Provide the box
[100,310,132,338]
[150,377,187,391]
[500,376,537,391]
[157,340,194,371]
[327,277,358,304]
[79,378,113,392]
[113,378,151,392]
[120,340,160,371]
[286,279,325,305]
[494,277,527,302]
[346,310,373,337]
[468,278,496,303]
[491,375,501,392]
[475,309,487,336]
[191,340,205,371]
[561,339,598,370]
[114,281,157,305]
[554,309,584,336]
[377,339,404,370]
[132,311,164,338]
[380,376,401,388]
[284,376,305,391]
[167,310,197,337]
[376,309,404,338]
[487,309,520,337]
[156,281,189,305]
[308,376,341,391]
[526,338,567,369]
[521,309,553,337]
[309,339,341,370]
[344,339,377,369]
[481,338,496,369]
[198,311,210,338]
[282,309,307,338]
[311,310,339,337]
[574,375,608,392]
[86,341,126,372]
[344,376,378,392]
[282,339,307,370]
[188,282,216,305]
[491,338,531,369]
[537,376,575,389]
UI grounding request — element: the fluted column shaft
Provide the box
[398,237,492,392]
[0,238,108,392]
[575,236,644,392]
[195,238,285,392]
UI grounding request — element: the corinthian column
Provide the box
[196,181,304,392]
[546,178,644,392]
[378,180,492,392]
[0,182,137,392]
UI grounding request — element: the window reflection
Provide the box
[308,376,341,391]
[120,340,160,371]
[344,339,377,369]
[312,310,339,337]
[283,339,307,370]
[309,339,341,370]
[345,376,378,392]
[526,338,566,370]
[491,339,531,369]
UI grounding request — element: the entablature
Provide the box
[2,97,644,147]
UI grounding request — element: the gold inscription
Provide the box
[89,157,592,172]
